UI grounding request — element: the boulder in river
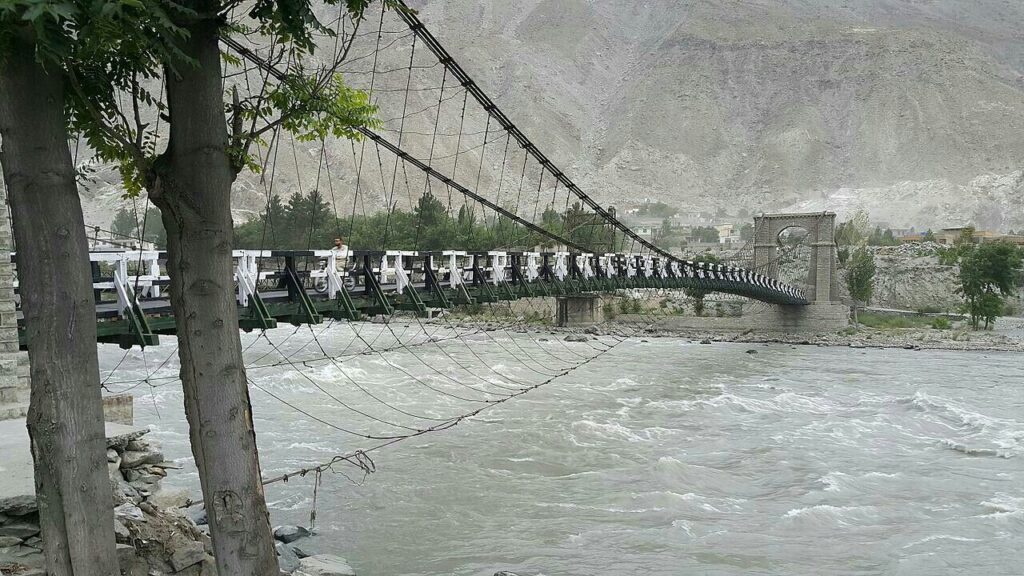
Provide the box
[274,525,311,543]
[276,541,302,573]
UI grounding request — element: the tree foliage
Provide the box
[957,241,1023,329]
[845,246,875,323]
[938,226,977,265]
[233,192,619,253]
[1,2,404,574]
[835,210,870,247]
[5,0,403,197]
[111,206,167,247]
[635,201,677,218]
[688,226,720,244]
[867,226,898,246]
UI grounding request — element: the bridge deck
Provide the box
[14,249,806,348]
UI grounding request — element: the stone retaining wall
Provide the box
[0,186,29,421]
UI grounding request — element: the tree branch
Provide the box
[65,68,149,172]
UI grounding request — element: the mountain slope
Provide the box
[25,0,1024,232]
[407,0,1024,229]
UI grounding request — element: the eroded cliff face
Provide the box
[776,243,1023,313]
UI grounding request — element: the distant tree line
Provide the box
[635,201,677,218]
[111,206,167,247]
[232,191,620,253]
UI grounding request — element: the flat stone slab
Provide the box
[295,555,357,576]
[0,418,147,514]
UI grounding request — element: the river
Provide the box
[101,323,1024,575]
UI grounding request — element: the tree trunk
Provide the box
[0,35,119,576]
[148,9,278,575]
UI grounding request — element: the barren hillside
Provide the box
[35,1,1024,232]
[405,0,1024,229]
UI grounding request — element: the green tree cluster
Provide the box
[957,241,1023,329]
[111,206,167,247]
[845,246,876,324]
[867,226,898,246]
[938,226,977,265]
[836,211,870,247]
[688,226,720,244]
[234,192,619,253]
[635,201,677,218]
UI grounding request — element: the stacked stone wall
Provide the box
[0,187,29,420]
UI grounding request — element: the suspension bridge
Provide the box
[0,0,849,498]
[11,245,805,349]
[5,3,834,350]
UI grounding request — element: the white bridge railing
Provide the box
[10,248,807,322]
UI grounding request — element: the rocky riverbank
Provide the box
[0,427,212,576]
[0,424,364,576]
[430,317,1024,353]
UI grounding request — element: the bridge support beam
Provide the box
[556,294,602,327]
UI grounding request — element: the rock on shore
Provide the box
[293,555,357,576]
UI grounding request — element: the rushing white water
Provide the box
[101,325,1024,576]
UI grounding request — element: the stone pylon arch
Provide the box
[752,212,838,303]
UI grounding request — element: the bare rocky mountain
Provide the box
[404,0,1024,230]
[38,1,1024,232]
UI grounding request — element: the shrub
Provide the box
[930,317,952,330]
[630,299,643,314]
[1004,301,1019,317]
[619,299,632,314]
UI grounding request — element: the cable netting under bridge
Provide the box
[57,0,809,501]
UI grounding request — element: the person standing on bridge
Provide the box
[332,237,350,271]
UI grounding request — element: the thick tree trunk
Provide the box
[0,36,119,576]
[148,9,278,575]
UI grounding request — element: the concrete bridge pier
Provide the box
[751,211,848,331]
[556,294,602,327]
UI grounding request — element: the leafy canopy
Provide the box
[845,246,875,305]
[2,0,405,197]
[957,240,1023,329]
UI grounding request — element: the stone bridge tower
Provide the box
[752,212,839,303]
